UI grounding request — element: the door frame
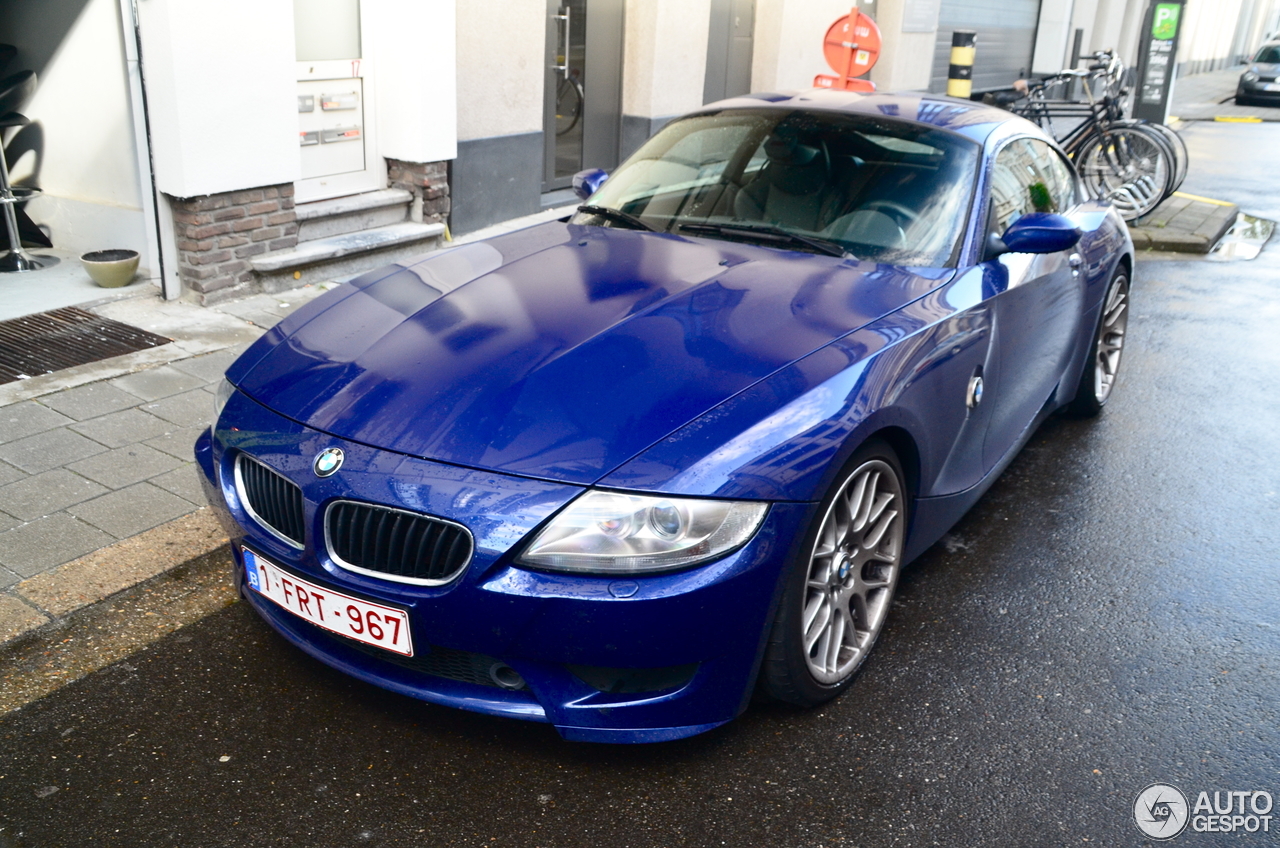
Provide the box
[542,0,624,192]
[294,52,384,201]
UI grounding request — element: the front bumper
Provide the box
[197,392,807,743]
[1237,78,1280,101]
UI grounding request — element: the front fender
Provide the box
[599,267,996,503]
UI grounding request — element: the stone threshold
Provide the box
[250,221,445,274]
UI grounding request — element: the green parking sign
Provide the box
[1152,3,1181,40]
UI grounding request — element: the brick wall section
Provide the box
[167,183,299,302]
[387,159,451,224]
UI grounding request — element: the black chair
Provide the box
[0,70,57,272]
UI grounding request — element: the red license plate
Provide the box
[243,548,413,656]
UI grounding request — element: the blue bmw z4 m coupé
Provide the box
[197,90,1133,743]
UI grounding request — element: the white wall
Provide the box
[1033,0,1076,73]
[1242,0,1280,55]
[366,0,458,163]
[24,195,149,257]
[137,0,298,197]
[1067,0,1101,62]
[869,0,939,91]
[3,0,148,256]
[623,0,712,118]
[1087,0,1135,55]
[752,0,859,91]
[456,1,545,141]
[1179,0,1247,69]
[1113,0,1149,64]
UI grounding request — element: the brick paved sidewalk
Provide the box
[0,285,335,642]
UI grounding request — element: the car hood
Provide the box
[230,222,953,484]
[1250,62,1279,74]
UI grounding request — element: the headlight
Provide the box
[212,378,235,425]
[1244,71,1259,82]
[517,491,768,574]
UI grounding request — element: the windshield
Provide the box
[1255,45,1280,63]
[576,109,981,267]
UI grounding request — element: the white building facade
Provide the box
[1,0,1274,304]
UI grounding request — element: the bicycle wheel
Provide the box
[555,77,584,137]
[1127,122,1178,201]
[1120,120,1188,194]
[1074,126,1174,220]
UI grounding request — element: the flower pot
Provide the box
[81,249,140,288]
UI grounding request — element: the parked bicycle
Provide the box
[993,51,1187,220]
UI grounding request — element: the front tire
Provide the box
[760,439,907,707]
[1067,268,1130,417]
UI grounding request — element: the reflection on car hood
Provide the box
[1250,63,1279,74]
[230,222,953,484]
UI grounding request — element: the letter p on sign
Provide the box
[1153,3,1180,40]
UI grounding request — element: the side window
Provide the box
[988,143,1037,233]
[1025,138,1077,212]
[987,138,1072,235]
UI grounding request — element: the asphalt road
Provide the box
[1,123,1278,848]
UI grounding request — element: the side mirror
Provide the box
[1000,213,1082,255]
[982,232,1008,262]
[572,168,608,201]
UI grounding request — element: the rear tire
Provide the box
[760,439,907,707]
[1067,268,1130,417]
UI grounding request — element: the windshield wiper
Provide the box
[576,204,657,232]
[676,221,850,258]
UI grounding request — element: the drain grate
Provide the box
[0,307,171,384]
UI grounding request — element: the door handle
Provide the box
[551,6,571,79]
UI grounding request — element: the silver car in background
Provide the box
[1237,42,1280,105]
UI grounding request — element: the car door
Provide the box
[980,138,1085,471]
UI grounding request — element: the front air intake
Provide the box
[325,500,472,585]
[235,454,306,547]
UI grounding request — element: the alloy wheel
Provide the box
[801,459,905,685]
[1093,274,1129,403]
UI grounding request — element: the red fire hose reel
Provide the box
[813,8,882,93]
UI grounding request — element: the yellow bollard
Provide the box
[947,30,976,99]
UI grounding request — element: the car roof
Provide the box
[697,89,1040,146]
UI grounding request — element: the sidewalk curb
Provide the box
[1128,197,1239,253]
[1175,115,1280,122]
[0,508,229,647]
[0,542,237,716]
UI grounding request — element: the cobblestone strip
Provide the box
[0,283,330,647]
[0,353,236,591]
[0,509,229,646]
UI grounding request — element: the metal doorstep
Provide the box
[0,306,171,384]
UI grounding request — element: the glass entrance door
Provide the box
[542,0,623,192]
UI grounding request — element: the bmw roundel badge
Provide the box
[313,447,344,477]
